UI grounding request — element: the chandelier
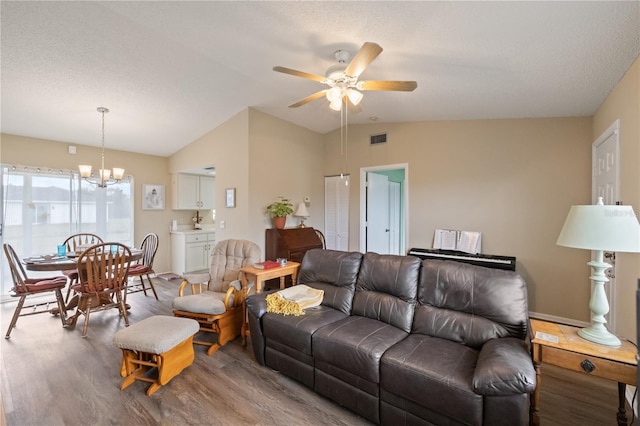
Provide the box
[78,107,125,188]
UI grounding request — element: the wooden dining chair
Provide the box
[62,233,103,303]
[125,233,159,301]
[3,243,68,339]
[66,242,131,338]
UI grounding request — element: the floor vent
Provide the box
[370,133,387,145]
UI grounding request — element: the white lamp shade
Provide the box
[294,202,309,218]
[329,99,342,111]
[112,168,125,180]
[347,89,363,106]
[100,169,111,181]
[556,203,640,252]
[78,165,92,178]
[326,87,342,103]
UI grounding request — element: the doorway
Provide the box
[359,164,407,255]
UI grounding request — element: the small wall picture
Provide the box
[142,184,165,210]
[225,188,236,208]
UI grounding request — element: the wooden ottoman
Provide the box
[112,315,200,395]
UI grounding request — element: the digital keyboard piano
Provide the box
[407,248,516,271]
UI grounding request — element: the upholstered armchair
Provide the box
[172,239,261,355]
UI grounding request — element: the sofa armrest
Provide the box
[246,292,267,319]
[245,291,280,365]
[472,337,536,396]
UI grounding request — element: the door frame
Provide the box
[359,163,408,254]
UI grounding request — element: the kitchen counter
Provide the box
[170,227,216,235]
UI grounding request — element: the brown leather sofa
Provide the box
[246,249,536,425]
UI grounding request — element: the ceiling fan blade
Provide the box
[358,80,418,91]
[344,42,383,78]
[288,90,328,108]
[273,66,327,83]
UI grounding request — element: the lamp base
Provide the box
[578,325,621,347]
[297,219,307,228]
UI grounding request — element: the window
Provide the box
[1,164,134,297]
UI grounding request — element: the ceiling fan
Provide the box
[273,42,417,111]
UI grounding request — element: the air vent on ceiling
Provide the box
[370,133,387,145]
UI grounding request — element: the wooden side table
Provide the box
[240,261,300,293]
[239,261,301,345]
[530,318,637,426]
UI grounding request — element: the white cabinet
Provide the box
[172,174,215,210]
[170,231,216,275]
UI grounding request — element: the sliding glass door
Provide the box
[1,165,134,297]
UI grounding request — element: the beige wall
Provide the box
[0,133,174,273]
[168,108,325,257]
[593,54,640,341]
[168,108,250,240]
[247,109,325,255]
[324,117,594,322]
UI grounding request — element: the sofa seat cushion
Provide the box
[263,305,348,356]
[313,316,408,384]
[381,334,482,426]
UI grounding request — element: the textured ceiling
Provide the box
[2,1,639,157]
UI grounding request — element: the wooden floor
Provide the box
[0,278,634,425]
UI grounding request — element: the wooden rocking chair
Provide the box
[172,239,260,355]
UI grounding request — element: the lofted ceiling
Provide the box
[1,1,639,157]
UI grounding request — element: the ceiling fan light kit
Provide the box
[274,42,417,111]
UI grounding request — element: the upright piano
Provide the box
[265,227,324,263]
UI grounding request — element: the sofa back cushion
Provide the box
[297,249,363,315]
[352,252,420,333]
[414,259,529,349]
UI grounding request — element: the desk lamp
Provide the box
[294,203,310,228]
[556,197,640,346]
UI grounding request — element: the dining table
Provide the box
[24,248,144,272]
[23,247,144,325]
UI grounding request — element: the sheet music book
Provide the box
[433,229,482,254]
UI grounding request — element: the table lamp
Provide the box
[294,202,310,228]
[556,197,640,346]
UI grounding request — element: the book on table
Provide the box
[253,260,281,270]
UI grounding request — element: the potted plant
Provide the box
[266,196,294,229]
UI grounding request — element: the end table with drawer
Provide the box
[530,318,637,426]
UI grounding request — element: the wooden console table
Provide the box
[530,318,637,426]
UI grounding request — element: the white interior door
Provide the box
[592,120,620,332]
[389,181,401,255]
[324,175,349,250]
[366,172,390,254]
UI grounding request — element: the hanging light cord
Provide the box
[340,97,349,185]
[100,108,107,186]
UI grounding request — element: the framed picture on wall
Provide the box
[225,188,236,208]
[142,184,165,210]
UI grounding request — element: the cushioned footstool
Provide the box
[112,315,200,395]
